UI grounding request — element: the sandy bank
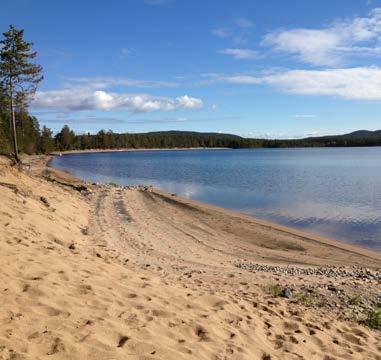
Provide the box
[0,156,380,359]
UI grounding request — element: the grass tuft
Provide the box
[266,283,283,297]
[349,294,362,306]
[298,292,314,307]
[364,308,381,330]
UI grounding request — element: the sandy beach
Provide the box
[0,155,380,359]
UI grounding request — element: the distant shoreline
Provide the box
[49,145,381,157]
[50,147,231,155]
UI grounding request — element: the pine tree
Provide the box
[0,25,43,162]
[56,125,75,151]
[39,125,54,154]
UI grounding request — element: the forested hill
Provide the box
[261,130,381,148]
[340,130,381,138]
[54,128,381,151]
[68,129,380,150]
[0,111,381,155]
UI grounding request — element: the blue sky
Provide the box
[2,0,381,138]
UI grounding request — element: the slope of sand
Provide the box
[0,157,380,359]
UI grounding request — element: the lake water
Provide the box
[51,148,381,250]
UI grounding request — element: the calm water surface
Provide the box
[51,148,381,250]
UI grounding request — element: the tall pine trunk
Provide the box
[9,77,19,162]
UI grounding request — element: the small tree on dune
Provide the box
[0,25,43,163]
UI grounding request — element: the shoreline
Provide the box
[29,155,381,263]
[50,147,231,155]
[50,146,381,157]
[46,154,380,256]
[153,188,381,259]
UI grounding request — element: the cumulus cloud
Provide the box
[218,48,259,59]
[215,66,381,101]
[263,8,381,66]
[33,89,203,113]
[216,74,262,84]
[264,67,381,100]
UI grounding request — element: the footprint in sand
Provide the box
[151,309,170,317]
[47,337,65,355]
[37,305,61,316]
[117,335,129,348]
[195,325,209,341]
[77,284,93,294]
[126,293,137,298]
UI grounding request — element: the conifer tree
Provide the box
[39,125,54,154]
[0,25,43,162]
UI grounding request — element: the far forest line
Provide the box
[1,113,380,155]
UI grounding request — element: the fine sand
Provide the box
[0,155,380,359]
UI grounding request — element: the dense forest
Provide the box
[1,111,381,155]
[0,110,52,155]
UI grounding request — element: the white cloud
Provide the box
[264,67,381,100]
[264,29,342,66]
[175,95,203,108]
[214,66,381,101]
[93,90,114,110]
[33,89,203,113]
[218,74,262,84]
[219,48,259,59]
[263,8,381,66]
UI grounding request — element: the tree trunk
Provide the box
[9,77,19,163]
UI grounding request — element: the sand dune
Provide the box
[0,157,380,359]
